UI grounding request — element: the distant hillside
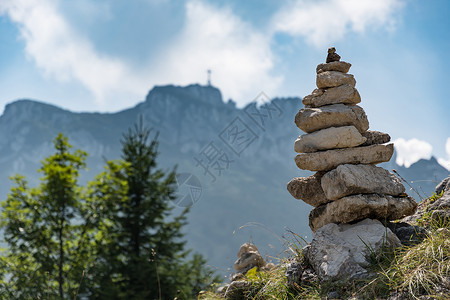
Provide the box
[0,84,447,272]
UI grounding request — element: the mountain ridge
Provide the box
[0,84,447,272]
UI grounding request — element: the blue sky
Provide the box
[0,0,449,170]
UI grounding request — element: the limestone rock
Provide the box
[302,84,361,108]
[309,194,417,232]
[326,47,340,63]
[316,61,351,73]
[361,130,391,146]
[287,172,329,207]
[294,126,366,153]
[234,243,265,271]
[316,71,356,89]
[295,144,394,172]
[306,219,401,281]
[295,104,369,134]
[321,164,405,200]
[435,176,450,196]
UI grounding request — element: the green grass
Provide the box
[199,194,450,300]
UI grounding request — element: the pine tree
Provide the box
[86,122,220,299]
[0,134,89,299]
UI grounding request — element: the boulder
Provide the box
[306,219,401,281]
[309,194,417,232]
[316,71,356,89]
[295,104,369,134]
[294,126,366,153]
[316,61,351,74]
[295,144,394,172]
[302,84,361,108]
[321,164,405,200]
[287,172,329,207]
[361,130,391,146]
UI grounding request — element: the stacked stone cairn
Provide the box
[287,47,418,233]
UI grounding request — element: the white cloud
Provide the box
[271,0,403,47]
[149,0,282,106]
[437,137,450,171]
[1,0,283,108]
[393,138,433,168]
[0,0,146,106]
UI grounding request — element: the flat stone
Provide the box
[309,194,417,232]
[361,130,391,146]
[287,172,329,207]
[321,164,405,200]
[306,219,401,281]
[295,126,366,153]
[316,71,356,89]
[295,144,394,172]
[295,104,369,134]
[302,84,361,108]
[316,61,351,73]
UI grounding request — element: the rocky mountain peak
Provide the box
[144,84,224,107]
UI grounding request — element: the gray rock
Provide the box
[316,71,356,89]
[383,221,427,246]
[295,104,369,134]
[306,219,401,281]
[294,126,366,153]
[316,61,351,74]
[302,84,361,108]
[321,164,405,200]
[300,268,317,283]
[295,144,394,172]
[435,176,450,195]
[285,261,302,287]
[309,194,417,232]
[287,172,329,207]
[361,130,391,146]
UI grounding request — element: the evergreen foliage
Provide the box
[0,127,219,299]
